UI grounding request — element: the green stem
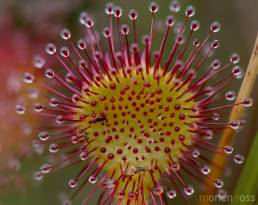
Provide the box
[231,132,258,205]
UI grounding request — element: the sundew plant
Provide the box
[23,1,257,205]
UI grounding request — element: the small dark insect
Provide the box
[89,117,108,124]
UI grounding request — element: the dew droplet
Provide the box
[114,6,123,18]
[230,120,240,130]
[15,104,26,115]
[225,91,236,101]
[34,171,44,181]
[45,69,55,79]
[243,97,253,107]
[24,72,34,84]
[149,2,159,13]
[211,40,220,49]
[49,143,59,153]
[45,43,56,55]
[77,39,87,50]
[205,130,214,140]
[56,115,64,124]
[166,16,174,27]
[232,66,243,77]
[33,55,45,69]
[38,131,49,141]
[200,165,210,175]
[214,179,223,189]
[33,103,43,112]
[105,2,114,15]
[79,151,87,161]
[121,24,130,35]
[191,149,200,158]
[69,178,78,188]
[128,9,138,20]
[79,12,88,25]
[230,53,240,64]
[28,88,39,99]
[234,154,244,164]
[70,135,79,144]
[89,175,97,184]
[211,59,221,69]
[210,21,221,33]
[66,73,75,83]
[223,146,233,155]
[171,162,180,171]
[170,0,180,13]
[153,185,163,196]
[185,5,195,17]
[60,47,70,58]
[60,28,71,40]
[217,189,228,201]
[167,190,177,199]
[184,185,194,196]
[41,163,51,174]
[50,98,59,107]
[190,20,200,31]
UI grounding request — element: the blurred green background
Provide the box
[0,0,257,205]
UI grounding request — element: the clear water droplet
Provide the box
[33,103,43,112]
[149,2,159,13]
[60,28,71,40]
[89,175,97,184]
[28,88,39,99]
[45,43,56,55]
[69,178,78,188]
[24,72,34,84]
[217,189,228,201]
[38,131,49,141]
[191,149,200,158]
[105,3,114,15]
[16,104,26,115]
[234,154,244,164]
[230,53,240,64]
[50,98,58,107]
[171,162,180,171]
[128,9,138,20]
[79,151,87,161]
[232,66,243,77]
[225,91,236,101]
[184,185,194,196]
[41,163,51,174]
[56,115,64,124]
[243,97,253,107]
[210,21,221,33]
[170,0,180,13]
[223,146,233,155]
[34,171,44,181]
[185,5,195,17]
[79,12,88,25]
[60,47,70,58]
[167,190,177,199]
[200,165,210,175]
[153,185,163,195]
[214,179,223,189]
[33,55,45,69]
[230,120,240,130]
[45,69,55,79]
[49,143,59,153]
